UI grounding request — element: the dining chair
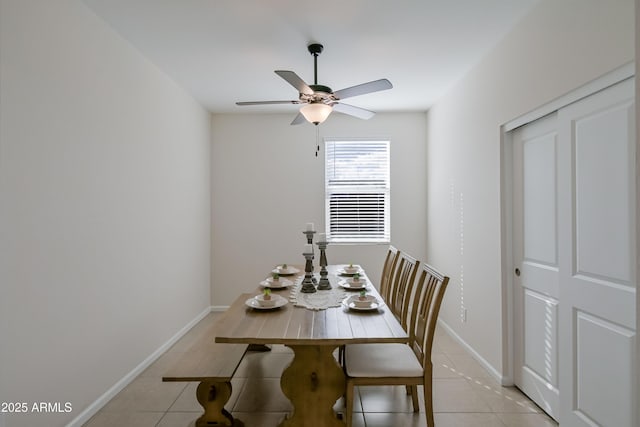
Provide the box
[378,245,400,303]
[343,263,449,427]
[387,251,420,330]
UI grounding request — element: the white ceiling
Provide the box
[83,0,540,115]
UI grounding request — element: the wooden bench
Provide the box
[163,294,253,427]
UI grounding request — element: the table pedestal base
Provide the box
[195,380,244,427]
[279,345,346,427]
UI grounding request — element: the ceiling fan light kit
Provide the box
[300,102,332,125]
[236,43,392,126]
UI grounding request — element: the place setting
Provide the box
[337,263,363,276]
[338,272,369,291]
[271,263,300,276]
[259,272,294,290]
[245,288,289,310]
[342,289,384,312]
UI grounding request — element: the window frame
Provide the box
[324,138,391,244]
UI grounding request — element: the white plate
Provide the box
[245,294,288,310]
[272,266,300,276]
[337,267,363,276]
[342,295,383,311]
[338,279,367,290]
[259,278,294,289]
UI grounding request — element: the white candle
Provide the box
[305,222,315,232]
[317,233,326,243]
[304,244,313,253]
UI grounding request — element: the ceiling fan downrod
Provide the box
[306,44,332,97]
[308,43,323,85]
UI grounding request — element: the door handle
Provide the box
[515,268,521,277]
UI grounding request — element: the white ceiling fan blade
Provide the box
[333,79,392,100]
[275,70,313,95]
[332,102,375,120]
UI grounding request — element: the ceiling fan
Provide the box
[236,43,393,125]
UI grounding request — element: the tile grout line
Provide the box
[154,381,188,427]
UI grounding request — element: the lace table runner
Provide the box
[289,275,348,311]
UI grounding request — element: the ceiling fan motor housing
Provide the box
[309,84,331,93]
[303,84,334,104]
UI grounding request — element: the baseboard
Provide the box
[211,305,230,312]
[66,306,213,427]
[437,318,511,386]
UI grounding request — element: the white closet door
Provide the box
[512,78,636,426]
[512,113,560,420]
[557,78,636,427]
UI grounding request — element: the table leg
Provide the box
[279,345,345,427]
[195,380,244,427]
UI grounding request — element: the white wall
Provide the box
[0,1,211,426]
[211,112,427,306]
[426,0,634,377]
[636,2,640,425]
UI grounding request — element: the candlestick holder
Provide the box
[302,229,316,245]
[316,240,331,290]
[302,230,317,284]
[300,249,317,293]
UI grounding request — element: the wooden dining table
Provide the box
[214,265,409,427]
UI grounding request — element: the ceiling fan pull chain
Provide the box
[315,126,320,157]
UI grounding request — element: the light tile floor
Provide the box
[84,313,558,427]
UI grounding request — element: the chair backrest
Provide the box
[379,246,400,302]
[388,252,420,330]
[408,263,449,368]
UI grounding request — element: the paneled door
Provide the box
[512,77,636,426]
[512,112,560,420]
[557,78,636,427]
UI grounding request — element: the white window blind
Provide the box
[325,139,390,243]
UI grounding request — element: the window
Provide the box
[325,139,390,243]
